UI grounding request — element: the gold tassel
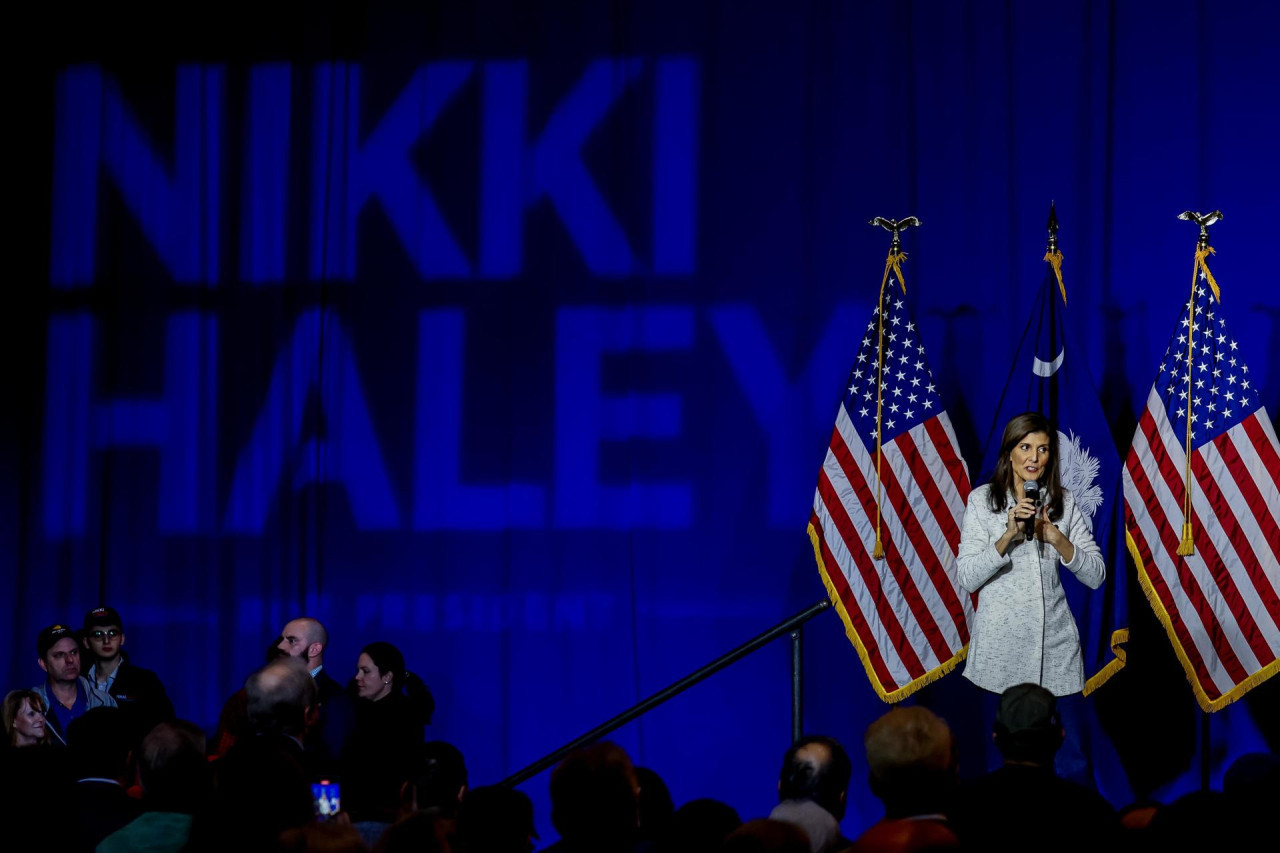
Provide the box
[871,250,907,561]
[887,251,908,294]
[1175,245,1218,557]
[1195,246,1221,302]
[1174,246,1222,557]
[1177,522,1195,556]
[1043,249,1067,304]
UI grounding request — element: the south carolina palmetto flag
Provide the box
[979,240,1129,694]
[808,248,974,702]
[1123,245,1280,711]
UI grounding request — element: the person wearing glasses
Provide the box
[31,623,116,745]
[81,606,175,738]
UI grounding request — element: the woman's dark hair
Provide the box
[986,411,1063,520]
[361,641,407,691]
[361,641,435,723]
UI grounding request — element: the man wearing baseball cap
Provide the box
[951,683,1119,850]
[32,623,116,745]
[81,606,175,738]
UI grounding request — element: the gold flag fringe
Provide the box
[1082,627,1129,696]
[809,521,967,703]
[1127,530,1280,711]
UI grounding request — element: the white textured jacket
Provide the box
[957,484,1106,696]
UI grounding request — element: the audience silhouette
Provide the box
[5,621,1273,853]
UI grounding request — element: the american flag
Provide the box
[1122,265,1280,711]
[807,268,974,702]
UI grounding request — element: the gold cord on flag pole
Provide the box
[1176,245,1221,556]
[1195,246,1221,302]
[872,250,908,560]
[1043,249,1067,304]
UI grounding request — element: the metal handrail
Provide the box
[499,598,832,788]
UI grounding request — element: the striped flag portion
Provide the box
[1123,273,1280,711]
[808,283,974,702]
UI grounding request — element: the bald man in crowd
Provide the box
[770,735,853,853]
[191,658,319,852]
[276,616,353,771]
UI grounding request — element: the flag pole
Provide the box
[1172,210,1224,555]
[1044,201,1066,305]
[867,216,919,559]
[1036,202,1069,559]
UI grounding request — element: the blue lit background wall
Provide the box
[5,0,1278,840]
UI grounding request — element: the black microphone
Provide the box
[1022,480,1040,543]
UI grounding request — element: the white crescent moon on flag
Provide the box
[1032,347,1065,377]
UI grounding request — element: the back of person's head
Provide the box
[138,719,209,812]
[372,810,449,853]
[66,706,132,781]
[280,821,370,853]
[403,670,435,726]
[191,684,315,852]
[550,741,640,849]
[1118,798,1161,852]
[1223,751,1280,817]
[245,657,318,737]
[659,798,742,853]
[636,765,675,841]
[721,818,810,853]
[404,740,468,816]
[1147,790,1240,849]
[456,785,537,853]
[0,729,74,833]
[778,734,852,820]
[993,683,1063,766]
[863,706,955,818]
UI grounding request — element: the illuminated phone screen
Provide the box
[312,780,341,818]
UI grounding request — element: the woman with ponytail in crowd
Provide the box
[343,641,435,829]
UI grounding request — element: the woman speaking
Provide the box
[956,412,1105,696]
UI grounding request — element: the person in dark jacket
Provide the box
[80,606,174,739]
[67,707,142,853]
[33,624,116,745]
[951,683,1121,851]
[276,616,355,773]
[343,641,433,824]
[190,658,319,853]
